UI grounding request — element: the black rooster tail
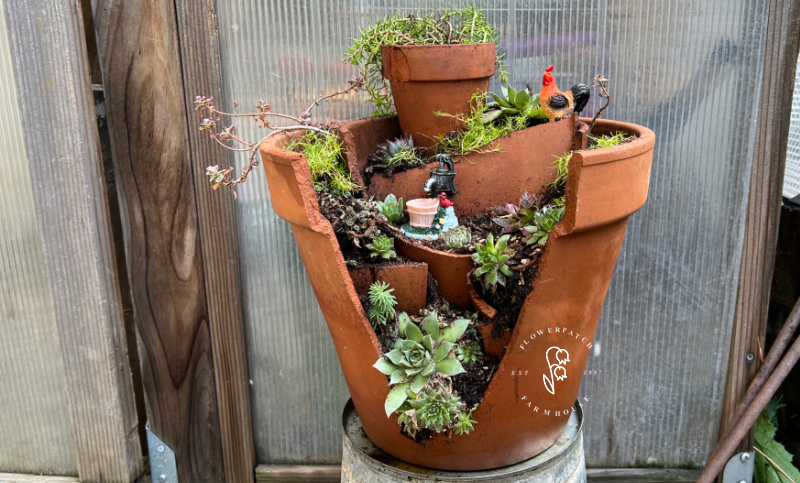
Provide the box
[571,83,591,115]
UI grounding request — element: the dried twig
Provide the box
[589,74,611,133]
[196,76,364,196]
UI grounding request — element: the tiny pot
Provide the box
[405,198,439,227]
[381,43,496,148]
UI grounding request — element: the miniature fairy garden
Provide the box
[197,5,652,469]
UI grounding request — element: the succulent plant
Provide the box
[441,226,472,250]
[453,405,478,435]
[524,204,565,247]
[368,281,397,328]
[483,84,548,123]
[376,194,404,224]
[366,235,397,260]
[492,191,540,234]
[374,312,470,418]
[471,233,514,291]
[456,341,482,366]
[370,135,422,168]
[410,388,464,432]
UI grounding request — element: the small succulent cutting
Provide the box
[368,281,397,328]
[409,388,464,432]
[366,235,397,260]
[456,341,482,366]
[483,84,548,123]
[492,191,540,234]
[524,203,565,247]
[471,233,513,291]
[376,194,404,224]
[374,312,475,436]
[441,226,472,250]
[368,135,423,170]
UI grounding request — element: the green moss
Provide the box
[345,6,507,116]
[285,132,360,197]
[436,93,529,155]
[589,131,629,149]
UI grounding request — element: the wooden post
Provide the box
[93,0,255,482]
[92,0,231,480]
[720,0,800,452]
[172,2,256,481]
[3,0,145,480]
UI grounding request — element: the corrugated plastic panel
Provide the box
[217,0,767,466]
[0,0,77,473]
[785,50,800,199]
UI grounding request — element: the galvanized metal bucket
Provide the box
[341,399,586,482]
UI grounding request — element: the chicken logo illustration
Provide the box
[543,346,570,395]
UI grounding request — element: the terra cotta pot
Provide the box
[381,43,496,148]
[260,115,654,471]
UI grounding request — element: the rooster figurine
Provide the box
[540,65,590,123]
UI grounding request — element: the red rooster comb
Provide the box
[546,65,554,72]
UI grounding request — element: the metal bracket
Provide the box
[146,423,179,483]
[722,451,754,483]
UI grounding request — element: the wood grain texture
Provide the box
[173,1,255,481]
[0,474,79,483]
[92,0,225,480]
[4,1,144,480]
[255,466,341,483]
[720,0,800,451]
[585,468,702,482]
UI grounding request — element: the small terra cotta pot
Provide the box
[260,115,655,471]
[381,43,496,148]
[405,198,439,227]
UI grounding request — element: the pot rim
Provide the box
[381,42,496,82]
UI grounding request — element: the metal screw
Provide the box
[741,453,751,462]
[739,480,747,483]
[157,445,165,453]
[746,353,755,362]
[159,475,167,482]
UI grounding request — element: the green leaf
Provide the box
[373,358,397,375]
[421,361,435,377]
[386,349,404,365]
[385,383,410,417]
[398,312,410,337]
[500,85,509,100]
[512,89,531,110]
[389,369,408,384]
[422,313,439,339]
[507,86,518,105]
[482,109,503,123]
[496,235,509,253]
[434,340,454,362]
[486,270,498,287]
[500,265,513,277]
[754,410,800,483]
[405,322,423,343]
[410,374,430,393]
[448,319,470,342]
[528,108,548,120]
[436,357,466,376]
[422,334,434,353]
[490,92,512,109]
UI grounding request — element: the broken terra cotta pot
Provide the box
[259,114,655,471]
